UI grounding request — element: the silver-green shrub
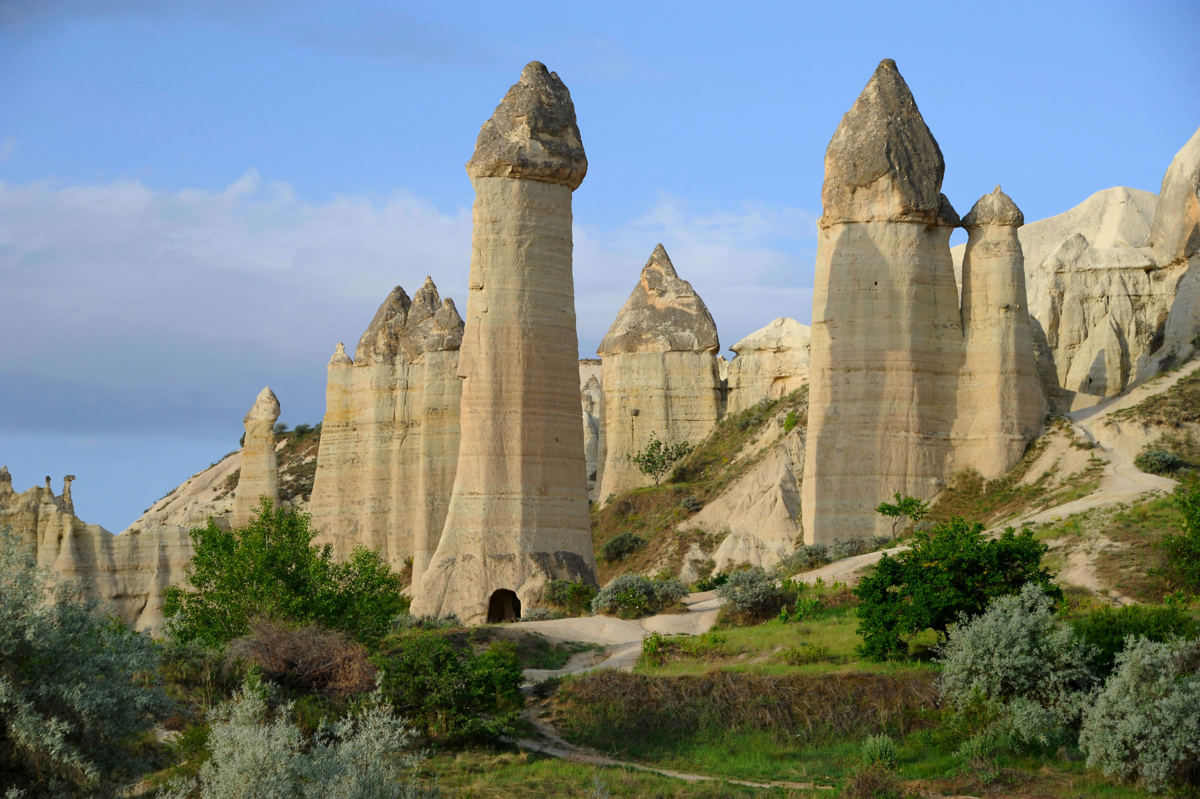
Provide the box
[1079,637,1200,793]
[937,582,1097,745]
[0,528,170,798]
[715,568,781,615]
[158,682,436,799]
[651,577,689,607]
[591,574,686,617]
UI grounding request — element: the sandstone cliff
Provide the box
[0,468,192,631]
[725,318,810,415]
[411,62,598,623]
[308,277,464,579]
[596,244,723,502]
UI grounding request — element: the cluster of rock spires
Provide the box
[15,59,1199,626]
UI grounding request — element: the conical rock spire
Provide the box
[466,61,587,189]
[597,244,719,355]
[244,387,280,423]
[821,59,954,226]
[963,186,1024,228]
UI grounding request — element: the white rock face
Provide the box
[954,188,1047,478]
[802,60,964,544]
[231,387,280,528]
[1,468,193,631]
[411,62,598,624]
[596,244,722,501]
[581,374,604,501]
[726,318,810,415]
[308,278,464,578]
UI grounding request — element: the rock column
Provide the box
[801,59,963,543]
[596,244,722,501]
[954,188,1046,477]
[231,387,281,528]
[411,62,598,623]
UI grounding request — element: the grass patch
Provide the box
[1111,364,1200,427]
[1094,495,1183,602]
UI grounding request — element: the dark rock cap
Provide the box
[597,244,720,356]
[821,59,948,226]
[355,280,464,365]
[466,61,587,190]
[962,186,1024,228]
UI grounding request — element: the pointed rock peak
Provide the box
[963,186,1023,228]
[0,465,10,490]
[246,387,281,423]
[329,342,353,367]
[410,277,442,326]
[584,374,601,391]
[1148,125,1200,264]
[821,59,946,226]
[598,246,720,356]
[356,286,412,365]
[466,61,587,190]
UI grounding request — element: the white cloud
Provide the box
[0,173,816,434]
[0,137,15,162]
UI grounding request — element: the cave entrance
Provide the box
[487,589,521,623]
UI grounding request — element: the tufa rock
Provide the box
[465,61,587,190]
[231,387,281,528]
[1147,125,1200,266]
[726,318,811,415]
[596,244,723,501]
[412,62,598,623]
[308,279,464,579]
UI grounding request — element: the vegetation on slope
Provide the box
[591,387,808,585]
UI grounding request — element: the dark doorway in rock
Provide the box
[487,589,521,623]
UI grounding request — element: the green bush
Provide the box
[543,579,598,616]
[783,411,799,433]
[781,642,831,665]
[1070,604,1197,677]
[1135,447,1185,475]
[854,517,1057,660]
[591,574,687,618]
[694,571,728,591]
[715,567,784,618]
[776,544,830,574]
[860,734,898,769]
[0,528,171,798]
[937,583,1098,746]
[1163,477,1200,592]
[1079,637,1200,793]
[163,498,406,648]
[599,532,645,562]
[373,633,524,745]
[681,495,702,513]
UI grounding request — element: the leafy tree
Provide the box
[0,528,170,797]
[874,492,930,540]
[1070,604,1197,677]
[600,532,645,562]
[163,499,406,648]
[1163,477,1200,592]
[373,634,524,745]
[628,434,693,487]
[854,517,1058,660]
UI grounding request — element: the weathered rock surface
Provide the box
[954,187,1047,477]
[726,318,810,415]
[1,469,193,631]
[411,62,598,623]
[581,374,604,501]
[230,387,280,528]
[308,278,464,580]
[802,60,964,543]
[596,244,723,501]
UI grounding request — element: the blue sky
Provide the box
[1,0,1198,531]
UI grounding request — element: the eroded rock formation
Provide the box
[596,244,722,501]
[802,59,964,543]
[954,188,1047,478]
[581,373,604,501]
[726,318,811,414]
[411,62,598,623]
[230,387,280,528]
[0,468,193,631]
[308,278,464,579]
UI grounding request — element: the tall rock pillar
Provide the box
[954,188,1046,477]
[411,62,598,623]
[231,387,281,528]
[596,244,722,501]
[801,59,962,543]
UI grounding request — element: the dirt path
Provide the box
[509,715,833,791]
[520,592,722,682]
